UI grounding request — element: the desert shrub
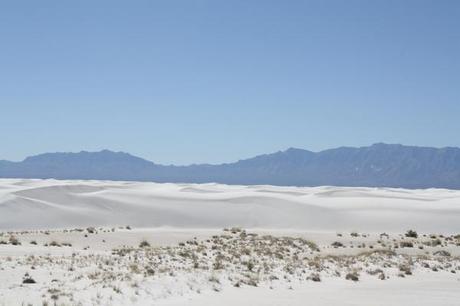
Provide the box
[399,265,412,275]
[129,264,140,274]
[302,239,319,252]
[367,268,383,276]
[246,261,255,271]
[331,241,344,248]
[429,239,442,247]
[345,272,359,281]
[9,236,21,245]
[230,227,242,234]
[400,241,414,248]
[213,259,224,270]
[49,241,61,247]
[139,240,150,248]
[22,273,36,284]
[307,273,321,282]
[145,268,155,276]
[23,277,36,284]
[405,230,418,238]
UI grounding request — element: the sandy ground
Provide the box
[1,179,460,305]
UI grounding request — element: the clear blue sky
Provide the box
[1,1,459,165]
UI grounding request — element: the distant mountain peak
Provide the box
[284,147,309,153]
[22,150,150,164]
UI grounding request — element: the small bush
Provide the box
[23,277,36,284]
[345,272,359,282]
[22,273,36,284]
[49,241,61,247]
[307,273,321,282]
[331,241,344,248]
[9,236,21,245]
[139,240,150,248]
[426,238,442,247]
[405,230,418,238]
[400,241,414,248]
[399,265,412,275]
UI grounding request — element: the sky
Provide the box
[1,0,459,165]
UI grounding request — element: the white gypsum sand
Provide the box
[1,179,460,232]
[0,179,460,305]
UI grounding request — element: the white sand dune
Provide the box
[1,178,460,233]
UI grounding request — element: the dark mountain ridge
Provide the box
[1,143,460,189]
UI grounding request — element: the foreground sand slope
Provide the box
[1,227,459,305]
[1,179,460,232]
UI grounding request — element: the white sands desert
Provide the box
[1,179,460,305]
[2,179,460,232]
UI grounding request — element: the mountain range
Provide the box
[1,143,460,189]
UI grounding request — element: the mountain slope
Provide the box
[1,144,460,188]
